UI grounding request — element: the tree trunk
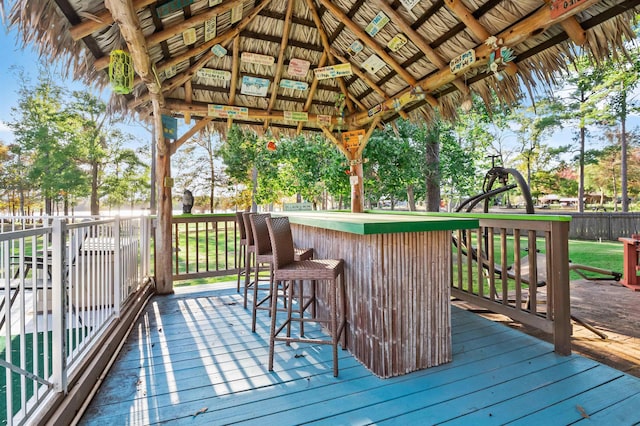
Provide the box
[91,160,99,215]
[578,124,585,213]
[425,136,441,212]
[209,160,215,213]
[407,184,416,211]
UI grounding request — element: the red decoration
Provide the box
[266,140,277,151]
[345,169,351,175]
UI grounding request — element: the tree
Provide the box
[217,125,279,211]
[9,69,89,215]
[589,49,640,212]
[68,91,110,215]
[556,55,605,212]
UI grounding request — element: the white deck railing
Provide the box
[0,216,151,425]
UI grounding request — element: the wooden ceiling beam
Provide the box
[128,0,271,110]
[170,117,213,155]
[305,0,355,114]
[104,0,166,159]
[372,0,470,97]
[297,52,329,135]
[70,0,155,40]
[165,99,339,125]
[320,126,352,159]
[265,0,295,130]
[444,0,518,76]
[94,0,246,71]
[227,36,241,130]
[350,0,601,126]
[317,0,418,87]
[330,49,409,120]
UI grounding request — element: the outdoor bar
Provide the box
[283,211,479,377]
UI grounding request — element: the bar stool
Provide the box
[235,212,247,294]
[266,216,347,377]
[249,213,312,333]
[242,212,257,309]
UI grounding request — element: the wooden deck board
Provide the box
[80,283,640,425]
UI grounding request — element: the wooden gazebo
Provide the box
[6,0,639,293]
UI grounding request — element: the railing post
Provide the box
[51,219,68,393]
[550,220,571,355]
[113,217,121,317]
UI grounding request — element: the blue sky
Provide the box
[0,22,152,146]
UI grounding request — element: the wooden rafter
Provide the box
[354,116,382,159]
[70,0,156,40]
[371,0,470,97]
[128,0,271,110]
[170,117,213,155]
[350,0,601,126]
[444,0,518,76]
[296,51,329,134]
[331,49,409,120]
[320,126,351,158]
[94,0,246,70]
[165,100,338,125]
[318,0,417,87]
[227,36,241,130]
[184,80,192,124]
[305,0,355,114]
[264,0,295,130]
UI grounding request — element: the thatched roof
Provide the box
[6,0,640,137]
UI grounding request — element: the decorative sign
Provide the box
[163,65,177,79]
[347,40,364,56]
[284,202,313,211]
[350,175,359,185]
[449,49,476,74]
[550,0,586,19]
[241,76,270,97]
[241,52,275,66]
[284,111,309,122]
[317,114,332,125]
[314,63,353,80]
[196,68,231,81]
[230,4,243,24]
[368,104,383,117]
[287,58,310,77]
[400,0,420,10]
[342,129,366,152]
[157,0,195,18]
[208,104,249,118]
[280,79,309,90]
[182,28,196,45]
[388,34,408,52]
[161,114,178,140]
[204,16,217,42]
[211,44,227,57]
[362,54,387,74]
[209,0,222,5]
[365,12,390,37]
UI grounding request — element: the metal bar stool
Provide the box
[235,212,247,294]
[266,216,347,377]
[249,213,313,333]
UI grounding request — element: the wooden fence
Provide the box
[553,212,640,241]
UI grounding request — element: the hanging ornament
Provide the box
[266,140,277,151]
[109,50,134,94]
[335,93,346,124]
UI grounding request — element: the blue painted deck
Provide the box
[80,283,640,425]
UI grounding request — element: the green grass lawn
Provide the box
[568,239,622,280]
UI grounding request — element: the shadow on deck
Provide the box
[80,283,640,425]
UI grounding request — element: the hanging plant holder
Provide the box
[109,50,134,94]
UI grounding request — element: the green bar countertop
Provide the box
[278,211,479,235]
